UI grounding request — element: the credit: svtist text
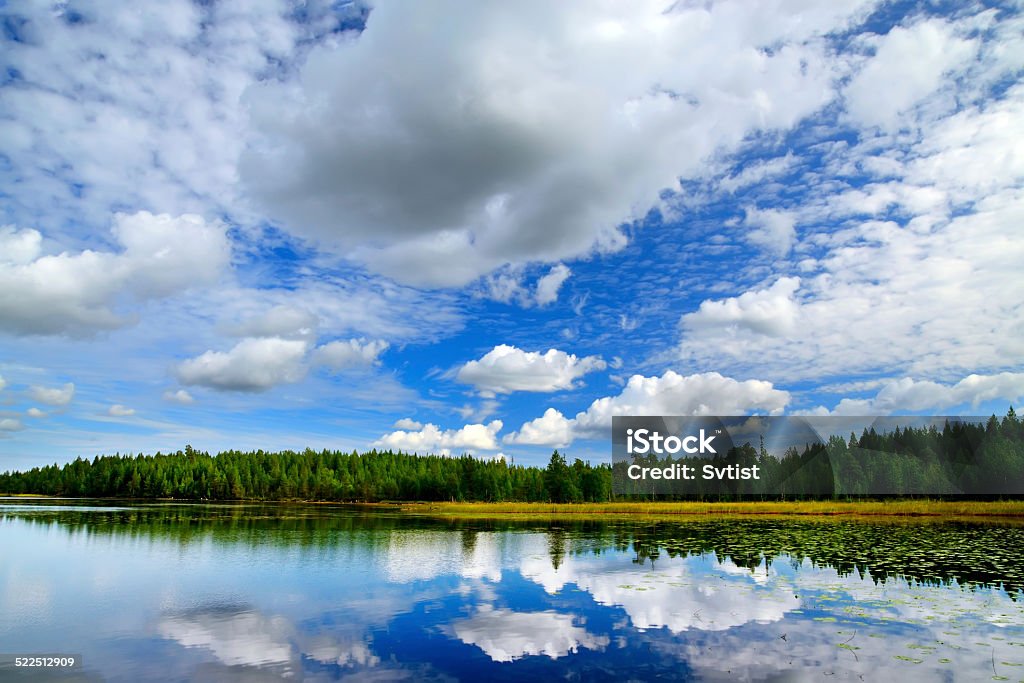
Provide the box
[624,428,760,480]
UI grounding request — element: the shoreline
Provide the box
[397,500,1024,519]
[6,496,1024,519]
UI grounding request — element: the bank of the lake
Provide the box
[398,499,1024,519]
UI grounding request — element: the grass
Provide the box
[397,499,1024,519]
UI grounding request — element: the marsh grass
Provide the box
[398,499,1024,519]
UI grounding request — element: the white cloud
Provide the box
[314,339,389,371]
[242,0,874,285]
[743,207,797,256]
[0,418,24,432]
[228,305,319,341]
[452,607,608,663]
[504,408,574,448]
[572,371,790,438]
[672,13,1023,387]
[26,408,46,419]
[374,420,504,454]
[393,418,423,431]
[455,400,502,424]
[177,337,308,392]
[0,374,5,391]
[508,371,790,446]
[482,269,529,305]
[679,190,1024,381]
[0,212,229,336]
[162,389,194,405]
[845,18,978,131]
[683,277,801,337]
[29,383,75,406]
[456,345,606,395]
[817,372,1024,415]
[0,226,42,265]
[481,264,571,307]
[0,1,352,236]
[718,152,796,193]
[207,275,465,345]
[534,264,571,306]
[108,404,135,417]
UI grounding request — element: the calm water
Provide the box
[2,501,1023,681]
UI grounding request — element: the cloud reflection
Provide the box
[452,606,609,662]
[520,541,799,632]
[156,606,382,676]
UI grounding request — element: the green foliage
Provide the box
[613,409,1024,499]
[0,447,610,503]
[2,409,1021,501]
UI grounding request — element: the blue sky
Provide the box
[1,0,1023,471]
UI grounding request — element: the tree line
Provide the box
[615,408,1024,497]
[0,446,612,502]
[1,408,1021,501]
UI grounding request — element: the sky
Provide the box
[1,0,1023,471]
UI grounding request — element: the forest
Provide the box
[1,409,1022,501]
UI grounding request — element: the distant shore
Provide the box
[5,496,1024,519]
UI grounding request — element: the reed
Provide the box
[398,499,1024,518]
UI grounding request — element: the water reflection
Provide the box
[452,607,609,662]
[522,550,800,632]
[158,608,296,670]
[1,502,1023,681]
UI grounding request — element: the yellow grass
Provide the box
[397,500,1024,519]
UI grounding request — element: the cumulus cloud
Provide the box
[177,338,308,392]
[456,345,606,395]
[393,418,423,431]
[163,389,194,404]
[242,0,873,285]
[26,408,46,418]
[508,371,790,446]
[679,193,1024,381]
[0,374,5,392]
[683,277,801,337]
[845,18,978,131]
[314,339,389,371]
[574,371,789,438]
[29,383,75,406]
[504,408,574,448]
[107,404,135,417]
[374,420,504,454]
[820,372,1024,415]
[0,418,24,432]
[176,335,392,393]
[0,212,229,336]
[0,227,43,265]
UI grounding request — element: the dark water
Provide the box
[1,501,1023,681]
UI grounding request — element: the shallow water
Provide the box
[1,501,1023,681]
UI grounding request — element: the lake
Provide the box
[1,500,1023,681]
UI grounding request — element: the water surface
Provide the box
[2,501,1023,681]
